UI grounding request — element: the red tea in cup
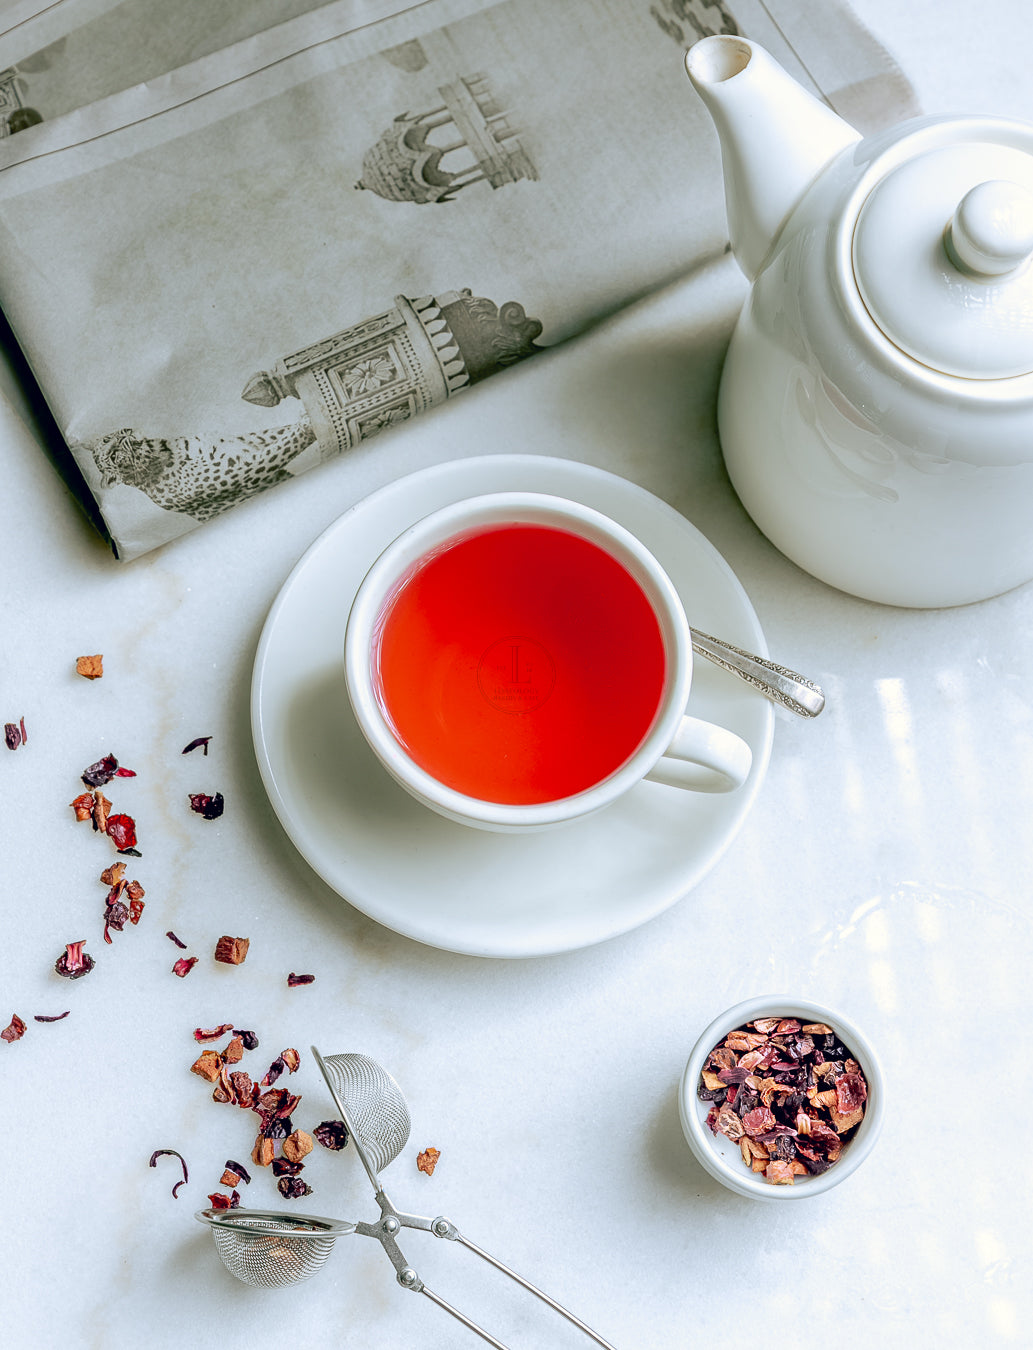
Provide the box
[372,523,667,804]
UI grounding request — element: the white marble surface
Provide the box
[3,4,1033,1347]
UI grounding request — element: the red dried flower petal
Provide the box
[743,1107,777,1138]
[128,898,145,924]
[106,813,137,851]
[287,973,315,986]
[172,957,198,978]
[167,931,188,949]
[194,1023,234,1042]
[2,1013,27,1043]
[835,1070,868,1115]
[33,1011,70,1023]
[81,754,121,787]
[182,737,211,756]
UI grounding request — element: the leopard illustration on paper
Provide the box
[76,418,317,523]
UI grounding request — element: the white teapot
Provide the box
[686,36,1033,607]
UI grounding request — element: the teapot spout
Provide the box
[686,36,861,279]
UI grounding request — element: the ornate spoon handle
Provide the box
[691,629,825,718]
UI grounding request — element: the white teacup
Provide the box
[344,493,752,832]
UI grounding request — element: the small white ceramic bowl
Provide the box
[678,995,885,1200]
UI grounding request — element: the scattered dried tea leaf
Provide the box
[172,957,198,977]
[417,1147,441,1176]
[76,655,103,680]
[33,1011,70,1023]
[167,931,188,949]
[287,972,315,986]
[182,737,211,756]
[190,1050,224,1083]
[55,940,95,979]
[214,935,249,965]
[81,754,136,787]
[189,792,224,820]
[277,1176,313,1200]
[2,1013,27,1043]
[282,1130,314,1165]
[314,1120,348,1150]
[149,1148,189,1198]
[194,1023,234,1043]
[106,813,138,852]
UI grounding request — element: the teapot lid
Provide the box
[853,137,1033,379]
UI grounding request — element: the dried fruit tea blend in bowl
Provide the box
[678,996,885,1199]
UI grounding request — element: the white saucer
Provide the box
[251,455,774,957]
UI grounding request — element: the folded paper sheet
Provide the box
[0,0,916,558]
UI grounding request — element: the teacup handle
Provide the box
[644,715,752,794]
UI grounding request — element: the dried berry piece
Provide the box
[287,973,315,986]
[235,1029,259,1050]
[277,1176,313,1200]
[4,722,22,750]
[172,957,197,978]
[149,1148,189,1198]
[182,737,211,756]
[55,941,94,979]
[33,1011,70,1023]
[189,792,224,820]
[76,655,103,680]
[272,1157,304,1178]
[224,1160,251,1185]
[214,935,249,965]
[314,1120,348,1150]
[417,1147,441,1176]
[2,1013,27,1043]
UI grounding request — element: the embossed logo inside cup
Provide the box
[477,637,556,713]
[371,522,666,805]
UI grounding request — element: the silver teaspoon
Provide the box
[691,629,825,718]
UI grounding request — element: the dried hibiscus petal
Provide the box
[194,1024,234,1043]
[81,754,136,787]
[55,940,95,979]
[106,813,137,852]
[149,1148,189,1198]
[172,957,197,978]
[2,1013,27,1043]
[835,1071,868,1115]
[417,1147,441,1176]
[33,1011,70,1023]
[189,792,224,820]
[167,931,188,949]
[287,973,315,986]
[207,1191,241,1209]
[182,737,211,756]
[314,1120,348,1150]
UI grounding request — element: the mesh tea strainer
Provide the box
[196,1048,616,1350]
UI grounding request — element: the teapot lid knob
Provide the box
[947,179,1033,278]
[853,138,1033,380]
